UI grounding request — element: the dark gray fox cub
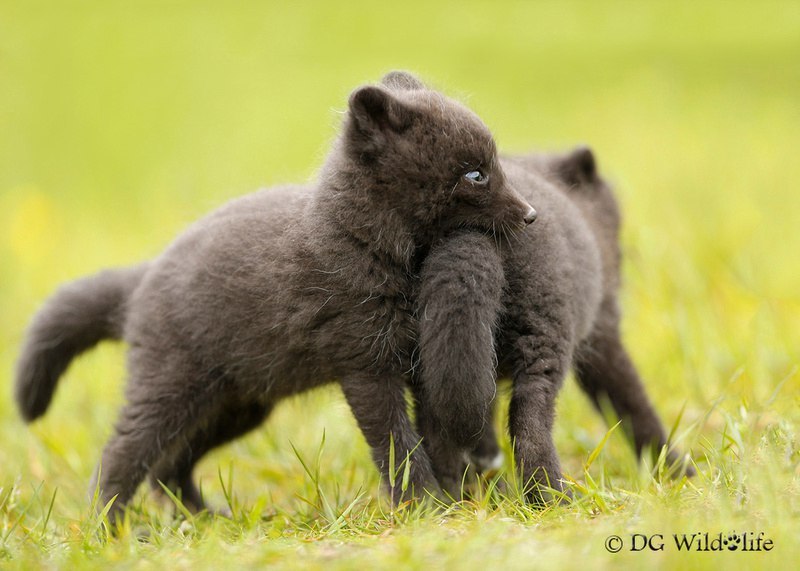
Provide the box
[15,71,537,518]
[414,148,693,498]
[15,71,689,518]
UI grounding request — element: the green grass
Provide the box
[1,1,799,568]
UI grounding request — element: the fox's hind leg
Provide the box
[574,298,693,475]
[148,400,273,514]
[91,349,233,522]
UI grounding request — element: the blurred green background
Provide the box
[0,0,799,564]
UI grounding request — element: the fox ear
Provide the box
[381,70,425,91]
[555,146,598,185]
[348,85,414,133]
[347,86,415,160]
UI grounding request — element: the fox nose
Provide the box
[523,207,538,225]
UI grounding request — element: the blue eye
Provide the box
[464,169,487,184]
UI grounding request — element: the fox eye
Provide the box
[463,169,488,184]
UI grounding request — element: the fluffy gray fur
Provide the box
[14,72,537,518]
[415,147,693,499]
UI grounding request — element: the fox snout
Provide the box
[523,206,538,225]
[506,186,537,228]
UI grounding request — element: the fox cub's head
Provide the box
[337,71,535,243]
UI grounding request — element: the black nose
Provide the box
[523,207,538,225]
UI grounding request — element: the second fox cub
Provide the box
[415,147,693,498]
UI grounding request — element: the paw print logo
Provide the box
[722,532,742,551]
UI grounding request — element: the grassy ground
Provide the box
[1,1,799,569]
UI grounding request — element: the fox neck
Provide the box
[315,164,419,272]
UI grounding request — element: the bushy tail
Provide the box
[416,232,505,448]
[15,263,149,422]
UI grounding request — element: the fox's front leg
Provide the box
[504,331,572,504]
[412,386,503,498]
[340,375,439,504]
